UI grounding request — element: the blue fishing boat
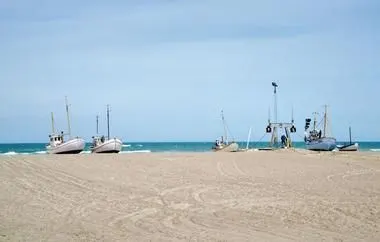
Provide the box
[304,105,337,151]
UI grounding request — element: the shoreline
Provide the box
[1,141,380,156]
[1,147,380,155]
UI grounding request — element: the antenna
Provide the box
[65,96,71,138]
[107,105,110,140]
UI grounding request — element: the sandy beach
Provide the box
[0,150,379,241]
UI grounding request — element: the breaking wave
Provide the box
[34,151,47,154]
[120,150,151,154]
[1,151,18,155]
[0,151,31,155]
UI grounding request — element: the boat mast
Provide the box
[291,106,294,124]
[107,105,110,140]
[96,115,99,135]
[51,112,55,134]
[323,105,327,137]
[273,82,278,124]
[221,110,228,144]
[349,126,352,144]
[65,96,71,138]
[312,112,317,131]
[272,82,279,147]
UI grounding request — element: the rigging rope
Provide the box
[249,132,269,148]
[220,111,235,142]
[225,122,235,141]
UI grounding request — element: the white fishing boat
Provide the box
[212,110,239,152]
[337,143,359,151]
[91,136,122,153]
[337,126,359,151]
[47,133,86,154]
[304,105,337,151]
[46,97,85,154]
[91,105,122,153]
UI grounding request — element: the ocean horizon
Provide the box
[1,141,380,155]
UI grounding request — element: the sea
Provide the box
[0,142,380,155]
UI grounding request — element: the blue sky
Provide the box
[0,0,379,142]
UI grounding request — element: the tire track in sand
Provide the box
[217,160,261,189]
[327,168,380,182]
[217,162,237,180]
[232,159,248,176]
[108,207,159,231]
[217,159,249,179]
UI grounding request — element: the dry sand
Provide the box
[0,150,379,241]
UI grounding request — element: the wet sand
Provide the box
[0,150,379,241]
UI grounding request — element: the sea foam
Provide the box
[34,151,47,154]
[80,151,91,154]
[1,151,18,155]
[120,150,151,154]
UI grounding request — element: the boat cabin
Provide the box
[48,133,64,146]
[91,135,106,148]
[306,129,322,142]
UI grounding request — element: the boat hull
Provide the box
[305,137,337,151]
[212,142,239,152]
[91,138,122,153]
[47,138,85,154]
[337,143,359,151]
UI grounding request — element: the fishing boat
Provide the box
[91,105,122,153]
[212,110,239,152]
[337,126,359,151]
[46,97,85,154]
[259,81,297,150]
[304,105,337,151]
